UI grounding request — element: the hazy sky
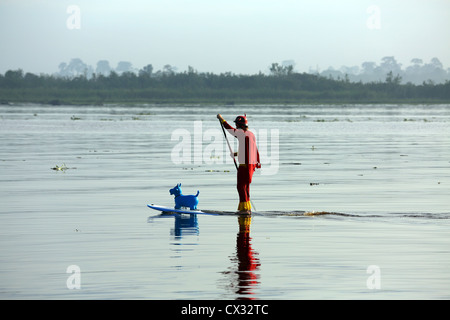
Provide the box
[1,0,449,75]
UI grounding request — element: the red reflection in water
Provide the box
[234,216,260,299]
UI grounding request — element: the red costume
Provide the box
[221,116,261,212]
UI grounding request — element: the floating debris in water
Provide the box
[309,182,319,186]
[51,163,76,172]
[52,164,67,171]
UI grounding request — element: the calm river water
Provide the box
[0,103,449,299]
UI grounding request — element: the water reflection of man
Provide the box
[234,215,260,299]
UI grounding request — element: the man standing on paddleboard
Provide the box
[217,114,261,214]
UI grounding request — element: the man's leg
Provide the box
[237,166,251,212]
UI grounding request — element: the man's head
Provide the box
[234,115,248,129]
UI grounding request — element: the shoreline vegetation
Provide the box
[1,63,449,105]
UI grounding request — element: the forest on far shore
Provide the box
[1,58,450,105]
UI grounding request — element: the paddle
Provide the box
[219,119,238,170]
[218,118,256,211]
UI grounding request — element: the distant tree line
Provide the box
[51,56,450,85]
[1,59,449,105]
[318,56,449,85]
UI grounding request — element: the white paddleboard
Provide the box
[147,204,246,215]
[147,204,204,214]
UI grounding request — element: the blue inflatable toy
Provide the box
[169,183,200,210]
